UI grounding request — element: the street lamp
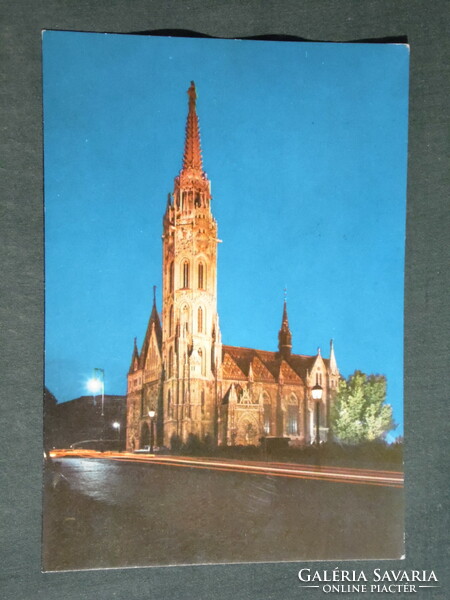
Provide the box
[87,368,105,439]
[311,383,323,446]
[148,409,156,453]
[87,368,105,415]
[112,421,120,443]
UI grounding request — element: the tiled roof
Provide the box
[221,352,246,379]
[221,345,328,383]
[250,356,275,382]
[279,359,303,382]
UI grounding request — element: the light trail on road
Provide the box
[50,450,403,488]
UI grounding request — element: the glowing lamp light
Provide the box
[87,377,103,394]
[311,383,323,401]
[112,422,120,430]
[148,409,156,419]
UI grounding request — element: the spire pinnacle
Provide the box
[278,298,292,358]
[182,81,203,173]
[282,299,289,326]
[329,339,338,372]
[129,336,140,373]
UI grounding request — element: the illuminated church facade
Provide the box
[126,83,339,450]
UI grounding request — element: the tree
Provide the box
[330,371,395,444]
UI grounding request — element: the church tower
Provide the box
[126,82,339,451]
[161,82,222,445]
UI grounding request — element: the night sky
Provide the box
[43,32,409,437]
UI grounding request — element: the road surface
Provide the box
[43,452,404,571]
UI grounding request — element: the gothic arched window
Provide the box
[182,260,189,288]
[197,306,203,333]
[287,394,299,435]
[169,261,174,292]
[198,262,205,289]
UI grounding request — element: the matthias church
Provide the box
[126,83,339,450]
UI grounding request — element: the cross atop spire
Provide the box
[182,81,203,173]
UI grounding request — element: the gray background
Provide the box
[1,1,449,599]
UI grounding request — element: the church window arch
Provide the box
[169,261,174,292]
[287,393,299,435]
[182,260,190,288]
[198,262,205,289]
[315,370,322,386]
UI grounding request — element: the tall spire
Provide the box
[168,82,212,216]
[149,285,160,328]
[128,337,140,373]
[182,81,203,174]
[140,287,162,359]
[278,299,292,358]
[329,339,338,373]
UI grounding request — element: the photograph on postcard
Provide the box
[42,32,409,571]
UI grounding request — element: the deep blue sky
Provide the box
[43,32,409,437]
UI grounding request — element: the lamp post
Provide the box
[96,368,105,417]
[311,383,323,446]
[148,409,156,453]
[112,421,120,443]
[87,368,105,439]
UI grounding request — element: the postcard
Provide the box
[42,31,409,571]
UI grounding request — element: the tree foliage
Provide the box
[330,370,395,444]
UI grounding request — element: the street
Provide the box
[42,455,404,571]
